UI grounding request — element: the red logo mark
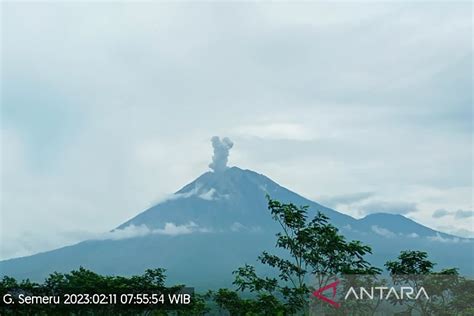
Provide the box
[312,279,340,308]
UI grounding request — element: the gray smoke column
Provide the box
[209,136,234,172]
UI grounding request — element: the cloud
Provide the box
[162,186,224,202]
[319,192,374,207]
[199,188,217,201]
[436,226,474,239]
[318,193,419,218]
[431,208,473,220]
[235,123,314,141]
[405,232,419,238]
[156,222,202,235]
[98,222,208,241]
[454,209,474,219]
[372,226,422,239]
[342,224,352,231]
[371,225,396,238]
[230,222,262,233]
[100,225,152,240]
[427,233,461,243]
[230,222,245,232]
[432,209,450,218]
[358,201,417,215]
[170,184,224,201]
[170,184,203,200]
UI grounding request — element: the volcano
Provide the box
[1,166,473,288]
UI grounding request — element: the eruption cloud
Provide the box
[209,136,234,172]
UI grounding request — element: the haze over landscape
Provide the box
[1,1,472,270]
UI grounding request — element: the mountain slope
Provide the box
[356,213,449,237]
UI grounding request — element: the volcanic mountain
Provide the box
[1,166,473,288]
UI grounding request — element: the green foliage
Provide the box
[208,288,286,316]
[385,250,471,316]
[385,250,435,275]
[450,277,474,315]
[227,196,381,314]
[0,276,19,290]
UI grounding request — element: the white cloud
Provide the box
[97,222,208,241]
[435,226,474,239]
[235,123,314,141]
[100,225,152,240]
[230,222,261,233]
[166,187,220,201]
[155,222,201,236]
[427,233,461,243]
[341,224,352,231]
[230,222,245,232]
[199,188,217,201]
[169,185,202,200]
[371,225,396,238]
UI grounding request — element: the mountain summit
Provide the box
[118,166,353,233]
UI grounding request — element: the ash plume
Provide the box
[209,136,233,172]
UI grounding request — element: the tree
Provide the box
[449,277,474,316]
[385,250,463,315]
[385,250,435,275]
[228,196,380,314]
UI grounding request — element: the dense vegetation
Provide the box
[1,197,473,315]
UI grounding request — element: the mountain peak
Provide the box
[176,166,273,196]
[117,164,356,233]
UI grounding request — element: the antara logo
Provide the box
[312,279,430,308]
[344,286,430,300]
[312,279,341,308]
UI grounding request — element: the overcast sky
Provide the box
[1,1,472,260]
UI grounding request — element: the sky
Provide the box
[1,1,472,260]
